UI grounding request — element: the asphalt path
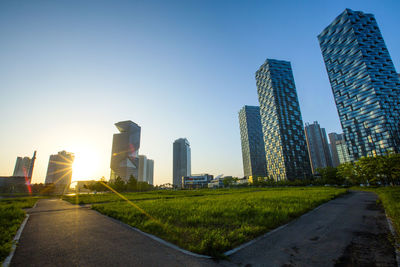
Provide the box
[10,191,397,266]
[222,190,397,266]
[10,199,219,267]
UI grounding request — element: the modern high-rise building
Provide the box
[138,155,147,182]
[146,159,154,185]
[45,151,74,192]
[328,133,344,167]
[110,121,141,182]
[304,121,332,174]
[13,157,32,177]
[173,138,191,187]
[238,105,267,178]
[137,155,154,184]
[256,59,312,181]
[318,9,400,160]
[336,139,352,164]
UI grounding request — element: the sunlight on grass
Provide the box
[83,187,346,257]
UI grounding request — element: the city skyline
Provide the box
[0,1,399,185]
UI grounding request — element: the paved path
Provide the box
[11,199,218,267]
[222,190,397,266]
[11,191,397,266]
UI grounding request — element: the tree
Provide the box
[110,176,126,191]
[337,162,359,185]
[127,175,138,191]
[316,166,344,185]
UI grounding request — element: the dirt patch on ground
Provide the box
[335,201,397,267]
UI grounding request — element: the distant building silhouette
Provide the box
[256,59,311,181]
[173,138,191,187]
[137,155,154,184]
[304,121,332,174]
[318,9,400,160]
[138,155,147,182]
[45,150,74,193]
[110,121,141,182]
[238,105,267,178]
[146,159,154,185]
[13,158,31,177]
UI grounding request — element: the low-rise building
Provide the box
[182,174,213,189]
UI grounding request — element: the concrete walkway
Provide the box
[222,191,397,266]
[10,191,397,266]
[11,199,218,267]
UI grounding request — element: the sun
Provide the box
[72,147,101,181]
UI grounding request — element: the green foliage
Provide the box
[0,197,39,263]
[316,166,344,185]
[319,153,400,186]
[90,187,346,257]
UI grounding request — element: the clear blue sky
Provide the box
[0,0,399,185]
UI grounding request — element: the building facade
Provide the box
[173,138,191,187]
[328,132,343,167]
[146,159,154,185]
[137,155,154,185]
[110,121,141,182]
[238,105,267,178]
[336,139,352,164]
[318,9,400,160]
[182,174,213,189]
[256,59,312,181]
[13,157,32,177]
[138,155,147,182]
[304,121,332,174]
[45,150,74,193]
[13,151,36,179]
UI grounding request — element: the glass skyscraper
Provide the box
[304,121,332,174]
[110,120,141,181]
[238,105,267,178]
[173,138,191,187]
[256,59,311,181]
[318,9,400,160]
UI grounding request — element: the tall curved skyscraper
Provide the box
[110,120,141,181]
[318,9,400,160]
[256,59,311,181]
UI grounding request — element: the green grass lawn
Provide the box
[0,197,39,264]
[84,187,346,257]
[63,187,277,205]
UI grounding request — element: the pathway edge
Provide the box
[2,214,30,267]
[224,191,349,256]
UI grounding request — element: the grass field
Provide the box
[0,197,39,263]
[63,187,278,204]
[82,187,346,257]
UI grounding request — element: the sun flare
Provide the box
[72,147,101,181]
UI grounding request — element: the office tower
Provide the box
[304,121,332,174]
[173,138,191,187]
[318,9,400,160]
[147,159,154,185]
[238,105,267,178]
[256,59,312,181]
[13,157,32,177]
[110,120,141,182]
[45,151,74,192]
[329,133,344,167]
[336,139,351,164]
[27,151,36,179]
[12,151,36,180]
[138,155,147,182]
